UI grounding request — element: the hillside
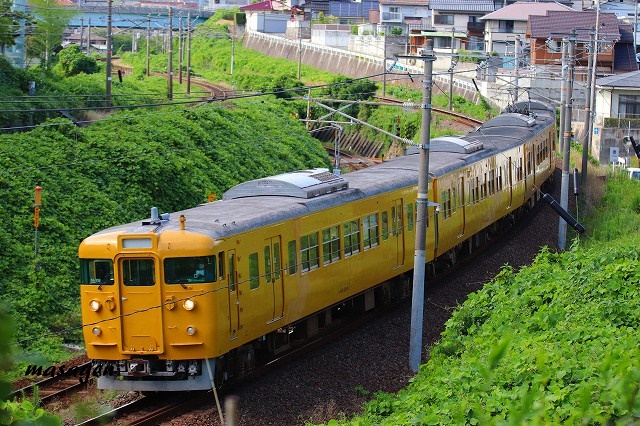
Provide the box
[0,99,330,366]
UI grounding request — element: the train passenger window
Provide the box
[452,187,457,213]
[287,241,297,274]
[407,204,414,231]
[362,213,379,249]
[264,246,272,283]
[441,190,451,219]
[164,256,216,284]
[488,170,495,195]
[517,158,523,181]
[300,232,319,272]
[218,251,225,280]
[228,253,236,291]
[381,211,389,241]
[80,259,114,285]
[322,225,340,265]
[497,168,503,191]
[249,253,259,290]
[343,220,360,257]
[122,259,155,286]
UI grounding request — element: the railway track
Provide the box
[376,96,483,129]
[8,361,92,405]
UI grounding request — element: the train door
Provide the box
[117,256,164,354]
[391,199,405,268]
[227,250,239,341]
[264,236,284,324]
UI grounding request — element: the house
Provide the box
[240,0,291,33]
[527,10,623,73]
[480,1,574,56]
[62,32,108,53]
[427,0,495,50]
[377,0,431,35]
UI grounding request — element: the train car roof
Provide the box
[89,107,555,241]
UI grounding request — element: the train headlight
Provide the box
[186,326,196,335]
[89,299,102,312]
[183,299,196,311]
[92,327,101,336]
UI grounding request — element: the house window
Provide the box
[434,14,454,25]
[499,20,514,33]
[619,95,640,118]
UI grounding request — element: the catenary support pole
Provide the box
[167,7,173,100]
[581,29,595,188]
[409,40,435,373]
[559,30,576,250]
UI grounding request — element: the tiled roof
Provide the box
[481,1,573,21]
[597,70,640,88]
[429,0,494,12]
[528,11,620,41]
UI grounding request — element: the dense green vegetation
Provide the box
[0,100,329,378]
[320,175,640,424]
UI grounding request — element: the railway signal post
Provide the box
[409,40,436,373]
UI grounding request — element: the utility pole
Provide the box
[581,29,595,188]
[449,28,454,109]
[585,3,601,187]
[106,0,112,110]
[187,12,192,93]
[409,40,435,373]
[88,18,91,54]
[558,39,568,154]
[382,35,387,96]
[146,14,151,77]
[178,10,183,84]
[297,25,302,80]
[80,18,84,53]
[559,30,576,250]
[514,34,520,102]
[167,7,173,100]
[231,31,235,75]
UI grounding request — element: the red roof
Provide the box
[240,0,289,11]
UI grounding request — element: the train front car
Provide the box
[79,209,222,391]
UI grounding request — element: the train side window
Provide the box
[322,225,340,265]
[287,240,297,274]
[343,219,360,257]
[218,251,225,280]
[164,256,216,284]
[80,259,114,285]
[228,253,236,291]
[451,187,457,213]
[381,211,389,240]
[363,213,379,249]
[488,170,495,195]
[406,203,414,231]
[248,252,259,290]
[273,241,281,280]
[497,167,503,191]
[300,232,319,272]
[441,190,451,219]
[264,245,272,283]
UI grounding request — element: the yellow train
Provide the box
[79,100,556,391]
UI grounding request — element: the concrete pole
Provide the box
[178,10,183,84]
[558,39,568,154]
[187,12,192,94]
[585,3,601,187]
[581,29,595,188]
[146,15,151,77]
[106,0,112,109]
[167,7,173,100]
[409,40,435,373]
[449,28,454,110]
[559,30,575,250]
[514,34,520,102]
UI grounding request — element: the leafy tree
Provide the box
[25,0,76,69]
[0,0,33,48]
[270,74,304,99]
[55,45,99,76]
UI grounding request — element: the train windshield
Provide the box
[80,259,114,285]
[164,256,216,284]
